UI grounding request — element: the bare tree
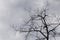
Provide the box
[12,1,60,40]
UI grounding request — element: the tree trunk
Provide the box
[46,27,49,40]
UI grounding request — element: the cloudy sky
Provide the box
[0,0,60,40]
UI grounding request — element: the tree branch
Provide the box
[49,23,60,32]
[20,29,47,38]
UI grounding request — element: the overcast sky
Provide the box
[0,0,60,40]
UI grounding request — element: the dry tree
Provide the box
[12,1,60,40]
[20,7,60,40]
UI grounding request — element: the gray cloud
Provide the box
[0,0,60,40]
